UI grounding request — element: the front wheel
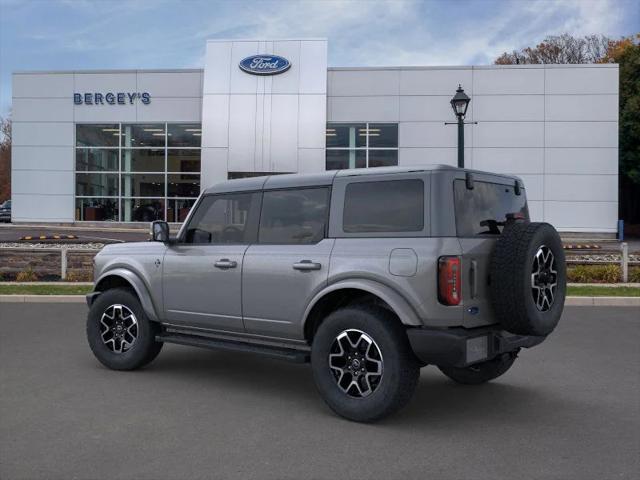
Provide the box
[438,352,517,385]
[86,288,163,370]
[311,306,420,422]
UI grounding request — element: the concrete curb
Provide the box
[1,295,638,306]
[564,296,640,306]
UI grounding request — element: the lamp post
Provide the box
[447,84,472,168]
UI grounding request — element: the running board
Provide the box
[156,333,310,363]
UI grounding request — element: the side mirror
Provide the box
[151,220,170,243]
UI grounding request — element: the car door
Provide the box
[162,191,260,332]
[242,187,334,340]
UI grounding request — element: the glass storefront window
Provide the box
[75,148,118,171]
[121,174,165,197]
[326,123,366,148]
[75,198,119,221]
[167,174,200,198]
[75,123,201,222]
[76,124,120,147]
[121,198,165,222]
[121,149,165,172]
[168,124,202,147]
[167,149,200,172]
[121,124,166,147]
[76,173,119,197]
[166,198,196,222]
[326,150,366,170]
[326,122,398,170]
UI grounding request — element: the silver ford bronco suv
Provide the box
[86,166,566,422]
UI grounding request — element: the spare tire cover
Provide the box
[489,222,566,336]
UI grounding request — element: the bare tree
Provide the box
[495,34,611,64]
[0,116,11,202]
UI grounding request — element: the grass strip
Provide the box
[567,285,640,297]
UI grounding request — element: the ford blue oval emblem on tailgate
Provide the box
[239,55,291,75]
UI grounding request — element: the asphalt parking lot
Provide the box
[1,304,638,480]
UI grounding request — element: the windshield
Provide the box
[454,179,528,236]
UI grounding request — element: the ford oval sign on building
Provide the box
[239,55,291,75]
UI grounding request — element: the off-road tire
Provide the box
[87,287,163,370]
[490,221,566,336]
[311,306,420,422]
[438,352,517,385]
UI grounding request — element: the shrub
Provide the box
[66,270,93,282]
[15,267,39,282]
[629,266,640,283]
[567,264,621,283]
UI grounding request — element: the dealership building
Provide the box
[11,39,619,232]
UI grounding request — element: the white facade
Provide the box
[11,38,619,232]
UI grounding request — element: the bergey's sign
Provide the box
[239,55,291,75]
[74,92,151,105]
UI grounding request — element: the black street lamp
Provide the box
[447,84,474,168]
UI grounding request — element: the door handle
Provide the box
[293,260,321,271]
[214,259,237,269]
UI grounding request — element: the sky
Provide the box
[0,0,638,116]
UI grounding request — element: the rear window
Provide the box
[343,179,424,233]
[454,179,529,236]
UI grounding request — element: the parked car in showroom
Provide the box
[85,166,566,422]
[0,200,10,222]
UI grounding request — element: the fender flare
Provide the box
[303,279,423,332]
[95,268,160,322]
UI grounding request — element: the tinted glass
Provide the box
[167,174,200,197]
[76,173,119,197]
[168,124,201,147]
[121,198,165,222]
[185,193,258,244]
[167,149,200,172]
[326,150,366,170]
[75,198,119,221]
[368,150,398,168]
[121,174,165,197]
[76,125,119,147]
[454,180,529,236]
[75,148,118,171]
[259,188,329,244]
[121,124,165,147]
[121,149,164,172]
[326,123,366,148]
[343,180,424,233]
[367,123,398,148]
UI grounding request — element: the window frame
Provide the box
[325,122,399,170]
[328,173,431,238]
[257,186,332,245]
[178,191,262,245]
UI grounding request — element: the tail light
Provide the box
[438,256,461,306]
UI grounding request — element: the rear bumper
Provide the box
[407,325,546,368]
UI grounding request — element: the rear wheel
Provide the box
[311,306,419,422]
[86,288,163,370]
[438,352,517,385]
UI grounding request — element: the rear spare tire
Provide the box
[490,222,566,336]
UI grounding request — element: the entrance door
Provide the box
[242,187,333,339]
[163,191,260,332]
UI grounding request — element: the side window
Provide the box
[343,179,424,233]
[184,192,259,244]
[453,180,529,236]
[259,188,330,244]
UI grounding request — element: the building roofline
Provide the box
[328,63,618,71]
[13,68,204,75]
